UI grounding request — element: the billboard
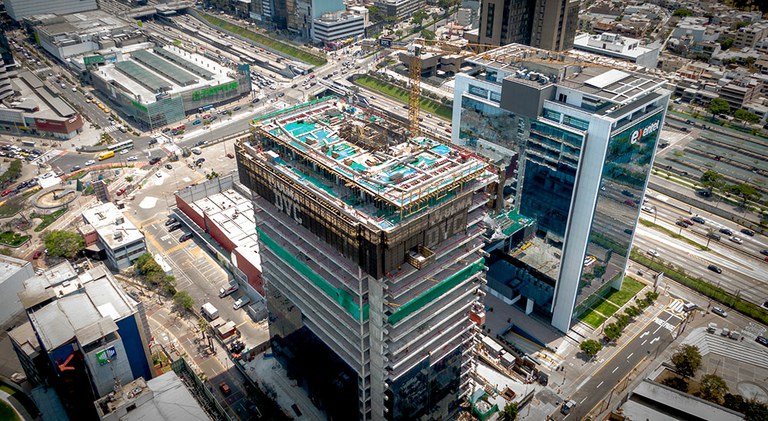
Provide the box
[96,346,117,365]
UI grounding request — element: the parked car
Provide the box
[168,223,182,232]
[707,264,723,274]
[192,119,202,125]
[226,153,234,159]
[116,187,126,196]
[149,157,161,165]
[219,284,239,298]
[164,217,177,226]
[233,296,251,310]
[712,307,728,317]
[32,249,44,259]
[195,158,206,166]
[219,382,231,396]
[165,164,173,170]
[179,232,193,242]
[1,189,12,197]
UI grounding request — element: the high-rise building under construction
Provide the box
[237,97,499,420]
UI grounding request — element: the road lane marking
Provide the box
[627,353,634,360]
[577,376,592,390]
[612,366,619,373]
[580,397,588,404]
[640,331,649,338]
[641,340,647,346]
[597,381,604,388]
[651,337,660,344]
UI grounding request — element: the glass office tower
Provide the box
[453,49,669,332]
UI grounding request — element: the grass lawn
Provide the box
[32,208,68,232]
[580,312,607,329]
[0,231,30,247]
[199,13,327,67]
[354,75,453,120]
[0,400,20,421]
[604,277,645,307]
[0,196,25,218]
[592,298,620,317]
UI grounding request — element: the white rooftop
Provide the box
[94,45,234,105]
[27,265,135,350]
[82,202,144,249]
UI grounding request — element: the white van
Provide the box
[201,302,219,320]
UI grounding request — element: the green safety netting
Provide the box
[257,228,369,320]
[388,258,485,326]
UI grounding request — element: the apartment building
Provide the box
[236,97,497,419]
[478,0,579,51]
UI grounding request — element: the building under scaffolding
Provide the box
[236,96,500,420]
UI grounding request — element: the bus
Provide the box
[199,105,214,112]
[98,151,115,161]
[108,140,133,152]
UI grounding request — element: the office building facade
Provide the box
[453,47,669,332]
[237,97,497,419]
[478,0,579,51]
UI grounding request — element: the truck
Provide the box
[201,302,219,320]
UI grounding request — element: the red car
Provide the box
[1,189,12,197]
[32,249,44,259]
[226,153,234,159]
[116,187,126,196]
[219,382,231,396]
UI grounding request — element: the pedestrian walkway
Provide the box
[667,298,686,316]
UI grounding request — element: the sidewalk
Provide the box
[557,285,672,398]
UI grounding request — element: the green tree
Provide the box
[723,393,745,412]
[173,290,194,311]
[43,230,85,259]
[580,339,603,358]
[671,344,702,379]
[699,374,729,404]
[625,305,642,318]
[412,10,428,26]
[734,109,760,126]
[743,398,768,421]
[206,171,220,180]
[604,323,623,341]
[661,376,689,392]
[725,183,762,207]
[421,29,436,40]
[0,248,11,256]
[720,38,735,49]
[500,402,518,421]
[645,291,659,302]
[708,98,730,119]
[699,170,725,194]
[673,8,693,17]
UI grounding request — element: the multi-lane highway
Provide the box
[634,193,768,304]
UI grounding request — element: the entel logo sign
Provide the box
[630,119,661,144]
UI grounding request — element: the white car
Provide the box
[647,249,660,257]
[85,160,95,166]
[641,205,655,213]
[729,236,743,244]
[119,149,129,155]
[127,156,138,161]
[233,296,251,310]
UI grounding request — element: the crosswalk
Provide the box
[32,149,61,165]
[667,299,686,315]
